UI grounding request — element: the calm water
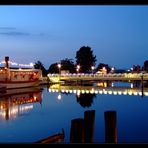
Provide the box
[0,82,148,144]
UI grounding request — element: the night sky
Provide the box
[0,6,148,69]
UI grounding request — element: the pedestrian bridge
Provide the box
[48,73,148,83]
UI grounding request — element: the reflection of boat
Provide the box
[0,57,42,89]
[35,129,65,143]
[0,87,42,120]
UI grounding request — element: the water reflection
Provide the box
[76,94,96,108]
[0,87,42,120]
[48,82,148,97]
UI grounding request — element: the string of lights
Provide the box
[0,60,34,68]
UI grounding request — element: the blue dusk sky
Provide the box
[0,5,148,69]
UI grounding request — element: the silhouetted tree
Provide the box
[75,46,97,73]
[48,63,59,74]
[34,61,47,76]
[96,63,111,73]
[76,93,96,108]
[132,65,141,73]
[143,60,148,72]
[48,59,76,74]
[61,58,76,73]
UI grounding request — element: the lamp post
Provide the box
[76,65,80,74]
[57,63,61,74]
[91,66,95,74]
[102,67,107,74]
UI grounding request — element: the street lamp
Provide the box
[91,66,95,73]
[57,63,61,74]
[111,67,115,73]
[102,67,107,74]
[76,65,80,73]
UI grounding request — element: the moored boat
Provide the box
[0,57,42,89]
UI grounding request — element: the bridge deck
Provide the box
[48,73,148,83]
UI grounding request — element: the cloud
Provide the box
[0,31,30,36]
[0,27,16,30]
[0,27,46,37]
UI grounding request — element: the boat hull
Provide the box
[0,80,41,89]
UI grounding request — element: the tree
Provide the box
[76,93,96,108]
[48,59,76,74]
[96,63,111,73]
[34,61,47,76]
[143,60,148,72]
[75,46,97,73]
[48,63,59,74]
[61,58,76,73]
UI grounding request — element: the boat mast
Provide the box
[5,56,9,69]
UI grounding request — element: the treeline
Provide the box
[34,46,148,76]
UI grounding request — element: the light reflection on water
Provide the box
[0,82,148,143]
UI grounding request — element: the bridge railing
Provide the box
[47,73,148,79]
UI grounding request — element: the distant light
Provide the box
[91,66,95,70]
[30,62,34,67]
[111,67,115,71]
[111,83,114,87]
[58,63,61,68]
[131,68,133,71]
[131,83,133,88]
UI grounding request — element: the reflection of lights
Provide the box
[131,83,133,88]
[0,105,3,109]
[99,90,103,94]
[123,91,127,95]
[86,90,89,94]
[108,91,112,95]
[111,83,114,87]
[95,90,98,94]
[65,90,69,93]
[104,90,107,94]
[9,106,18,116]
[118,91,122,95]
[113,91,117,95]
[128,91,132,95]
[90,88,95,94]
[144,92,148,96]
[61,89,65,93]
[77,91,81,97]
[73,90,77,93]
[104,83,107,87]
[48,89,51,92]
[19,104,33,113]
[133,92,138,96]
[34,96,37,101]
[69,90,73,93]
[57,94,62,100]
[48,86,148,97]
[52,89,56,92]
[81,90,85,94]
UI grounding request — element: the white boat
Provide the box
[0,57,42,89]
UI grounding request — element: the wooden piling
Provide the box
[104,111,117,143]
[70,118,84,143]
[84,110,95,143]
